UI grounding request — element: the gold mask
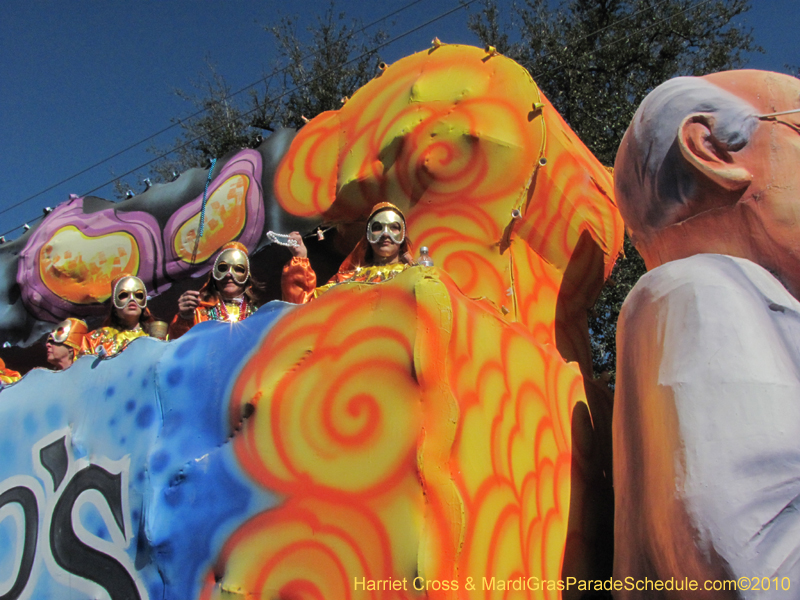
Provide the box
[48,319,73,344]
[112,276,148,310]
[366,209,405,244]
[213,248,249,285]
[47,318,88,349]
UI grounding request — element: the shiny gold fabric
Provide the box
[282,258,411,304]
[81,326,149,357]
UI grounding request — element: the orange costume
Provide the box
[0,358,21,386]
[82,326,148,357]
[81,274,152,357]
[167,292,258,339]
[282,202,415,304]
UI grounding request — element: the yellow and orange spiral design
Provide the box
[209,267,601,599]
[230,283,422,498]
[274,44,622,350]
[209,44,623,599]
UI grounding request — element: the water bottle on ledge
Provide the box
[418,246,434,267]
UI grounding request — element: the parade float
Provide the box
[0,43,623,599]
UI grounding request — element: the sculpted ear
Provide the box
[678,113,752,191]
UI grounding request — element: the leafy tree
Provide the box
[115,2,386,196]
[113,59,266,198]
[469,0,760,383]
[263,8,387,130]
[148,59,269,186]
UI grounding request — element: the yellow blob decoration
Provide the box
[39,225,139,304]
[174,174,250,263]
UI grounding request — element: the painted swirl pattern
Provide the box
[261,43,623,599]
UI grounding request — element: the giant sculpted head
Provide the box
[616,70,800,296]
[613,70,800,591]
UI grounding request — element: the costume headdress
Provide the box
[339,202,413,271]
[48,318,89,351]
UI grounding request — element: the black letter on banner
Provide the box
[49,465,140,600]
[0,486,38,600]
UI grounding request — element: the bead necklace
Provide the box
[209,295,250,323]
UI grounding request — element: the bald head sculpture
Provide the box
[615,70,800,296]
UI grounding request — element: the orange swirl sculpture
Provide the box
[204,44,623,599]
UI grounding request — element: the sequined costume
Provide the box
[81,274,152,357]
[81,326,149,357]
[0,358,21,386]
[168,242,261,340]
[168,295,258,339]
[282,259,411,304]
[282,202,414,304]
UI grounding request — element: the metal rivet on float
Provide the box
[431,37,442,49]
[316,228,325,241]
[143,178,152,190]
[378,62,388,72]
[0,237,5,244]
[539,157,547,166]
[22,224,30,231]
[511,208,522,219]
[43,207,53,215]
[125,190,135,199]
[486,45,499,57]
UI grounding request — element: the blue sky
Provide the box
[1,0,796,240]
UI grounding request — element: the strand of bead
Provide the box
[265,231,299,248]
[191,158,218,264]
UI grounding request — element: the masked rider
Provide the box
[46,318,88,370]
[282,202,415,304]
[168,241,263,339]
[82,275,152,357]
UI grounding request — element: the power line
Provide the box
[2,0,429,220]
[2,0,477,239]
[1,0,723,239]
[76,0,480,201]
[524,0,717,140]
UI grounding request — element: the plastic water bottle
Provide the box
[418,246,434,267]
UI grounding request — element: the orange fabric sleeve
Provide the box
[0,360,21,384]
[281,257,318,304]
[79,331,98,356]
[167,314,195,340]
[167,303,214,340]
